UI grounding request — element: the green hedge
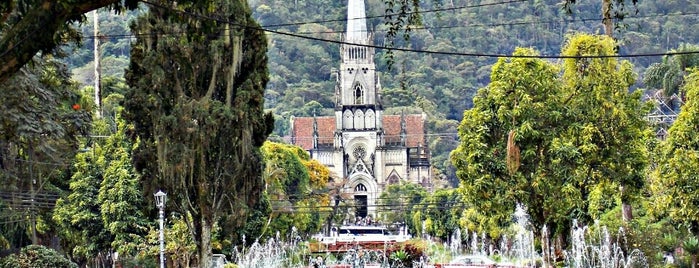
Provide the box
[0,245,77,268]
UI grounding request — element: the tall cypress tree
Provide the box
[123,1,273,266]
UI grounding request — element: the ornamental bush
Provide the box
[0,245,77,268]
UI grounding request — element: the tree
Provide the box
[561,0,639,37]
[52,146,112,266]
[122,1,273,267]
[643,44,699,112]
[413,188,463,241]
[0,0,139,83]
[97,119,147,258]
[450,47,569,241]
[558,33,651,223]
[378,183,427,235]
[260,142,321,238]
[52,115,144,266]
[0,54,91,249]
[258,142,332,239]
[451,35,651,260]
[650,69,699,237]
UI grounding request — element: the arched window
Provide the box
[387,171,401,185]
[354,84,364,104]
[365,109,376,129]
[355,183,367,192]
[354,109,365,129]
[343,110,354,129]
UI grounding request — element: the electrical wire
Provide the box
[83,11,699,40]
[138,0,699,59]
[262,0,529,28]
[5,1,699,61]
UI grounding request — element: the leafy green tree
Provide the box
[97,119,147,258]
[558,33,652,223]
[413,188,463,241]
[261,142,311,237]
[53,117,146,266]
[650,69,699,236]
[378,183,427,235]
[451,47,570,240]
[0,54,91,249]
[122,1,273,266]
[53,146,112,266]
[643,44,699,111]
[260,142,330,238]
[452,35,651,257]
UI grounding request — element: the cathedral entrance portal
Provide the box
[354,195,367,218]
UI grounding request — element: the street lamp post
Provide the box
[154,190,167,268]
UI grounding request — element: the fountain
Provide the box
[449,228,461,254]
[564,220,648,268]
[506,204,538,266]
[231,229,309,268]
[227,205,648,268]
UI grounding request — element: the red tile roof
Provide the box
[291,114,425,150]
[382,115,401,145]
[291,116,335,150]
[383,114,426,147]
[317,117,336,145]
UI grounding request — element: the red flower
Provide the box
[72,104,81,110]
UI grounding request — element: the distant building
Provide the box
[290,0,430,219]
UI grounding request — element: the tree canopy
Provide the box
[122,0,273,266]
[0,0,139,83]
[650,69,699,234]
[451,34,652,254]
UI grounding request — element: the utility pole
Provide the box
[93,10,102,118]
[29,144,37,245]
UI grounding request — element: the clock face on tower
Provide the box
[353,145,367,160]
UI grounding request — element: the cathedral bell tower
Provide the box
[334,0,383,220]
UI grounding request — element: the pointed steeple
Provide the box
[346,0,368,42]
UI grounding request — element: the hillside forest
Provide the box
[3,0,699,267]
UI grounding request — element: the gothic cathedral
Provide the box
[290,0,430,221]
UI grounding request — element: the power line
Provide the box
[139,1,699,59]
[262,0,528,28]
[5,1,699,61]
[82,9,699,45]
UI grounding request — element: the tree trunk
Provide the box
[620,185,633,221]
[198,220,213,268]
[326,196,340,236]
[602,0,613,37]
[622,203,633,222]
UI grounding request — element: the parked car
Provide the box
[210,253,229,268]
[434,255,497,268]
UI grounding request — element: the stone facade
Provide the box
[290,0,430,219]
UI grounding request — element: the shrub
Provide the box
[0,245,77,268]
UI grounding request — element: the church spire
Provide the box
[346,0,368,42]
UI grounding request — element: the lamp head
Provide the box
[154,190,166,209]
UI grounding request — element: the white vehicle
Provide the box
[209,253,229,268]
[433,255,525,268]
